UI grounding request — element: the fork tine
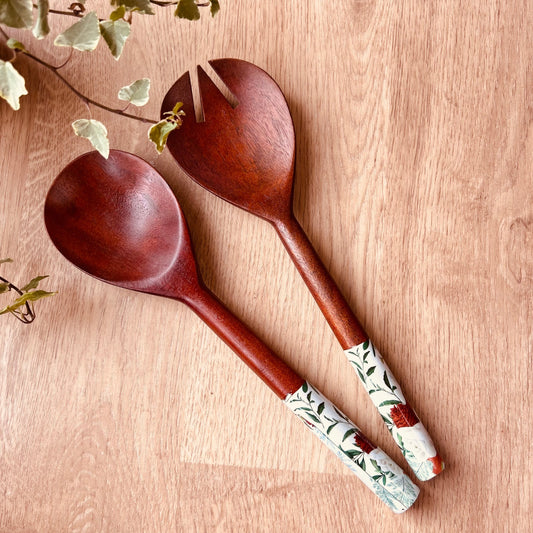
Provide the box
[161,70,194,121]
[197,65,233,119]
[208,58,268,102]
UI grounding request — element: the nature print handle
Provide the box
[285,381,419,513]
[274,216,444,480]
[345,340,444,480]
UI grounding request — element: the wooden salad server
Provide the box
[162,59,444,480]
[44,150,419,513]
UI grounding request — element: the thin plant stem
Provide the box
[6,44,157,124]
[0,275,35,323]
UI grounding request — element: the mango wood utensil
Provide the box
[44,150,419,513]
[162,58,443,480]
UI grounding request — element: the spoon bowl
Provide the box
[44,150,198,299]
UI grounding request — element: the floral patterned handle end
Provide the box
[284,381,419,513]
[345,340,444,481]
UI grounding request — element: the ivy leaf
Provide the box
[72,119,110,158]
[317,402,325,416]
[210,0,220,17]
[110,0,154,15]
[0,0,33,29]
[21,275,49,292]
[7,38,27,52]
[32,0,50,39]
[118,78,150,106]
[0,290,55,315]
[0,60,28,110]
[175,0,200,20]
[99,18,131,60]
[148,119,178,154]
[54,11,101,52]
[366,365,376,376]
[109,5,127,21]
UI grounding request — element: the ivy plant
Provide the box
[0,258,55,323]
[0,0,220,156]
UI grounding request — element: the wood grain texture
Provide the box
[1,0,532,531]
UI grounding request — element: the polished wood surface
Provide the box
[1,1,532,531]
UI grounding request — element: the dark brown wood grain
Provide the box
[162,58,368,349]
[44,150,304,399]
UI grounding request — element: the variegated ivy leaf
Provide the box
[32,0,50,39]
[6,38,27,52]
[0,0,33,29]
[54,11,101,52]
[175,0,200,21]
[118,78,150,107]
[210,0,220,17]
[72,119,110,158]
[0,60,28,110]
[21,275,49,292]
[100,18,131,60]
[110,0,154,15]
[148,120,179,154]
[0,290,55,316]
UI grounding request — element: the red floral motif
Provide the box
[390,403,419,428]
[429,455,444,475]
[354,432,376,454]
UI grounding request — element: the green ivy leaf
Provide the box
[99,18,131,60]
[21,275,49,292]
[118,78,150,106]
[210,0,220,17]
[362,340,369,350]
[366,365,376,376]
[317,402,325,415]
[0,290,55,315]
[175,0,200,20]
[54,11,101,52]
[148,119,177,153]
[0,60,28,110]
[33,0,50,39]
[6,38,27,52]
[301,381,308,393]
[0,0,33,29]
[109,5,126,21]
[72,119,110,158]
[110,0,154,15]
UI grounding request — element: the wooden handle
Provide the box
[181,282,304,399]
[272,214,367,348]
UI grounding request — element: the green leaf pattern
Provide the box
[284,381,419,513]
[345,340,442,481]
